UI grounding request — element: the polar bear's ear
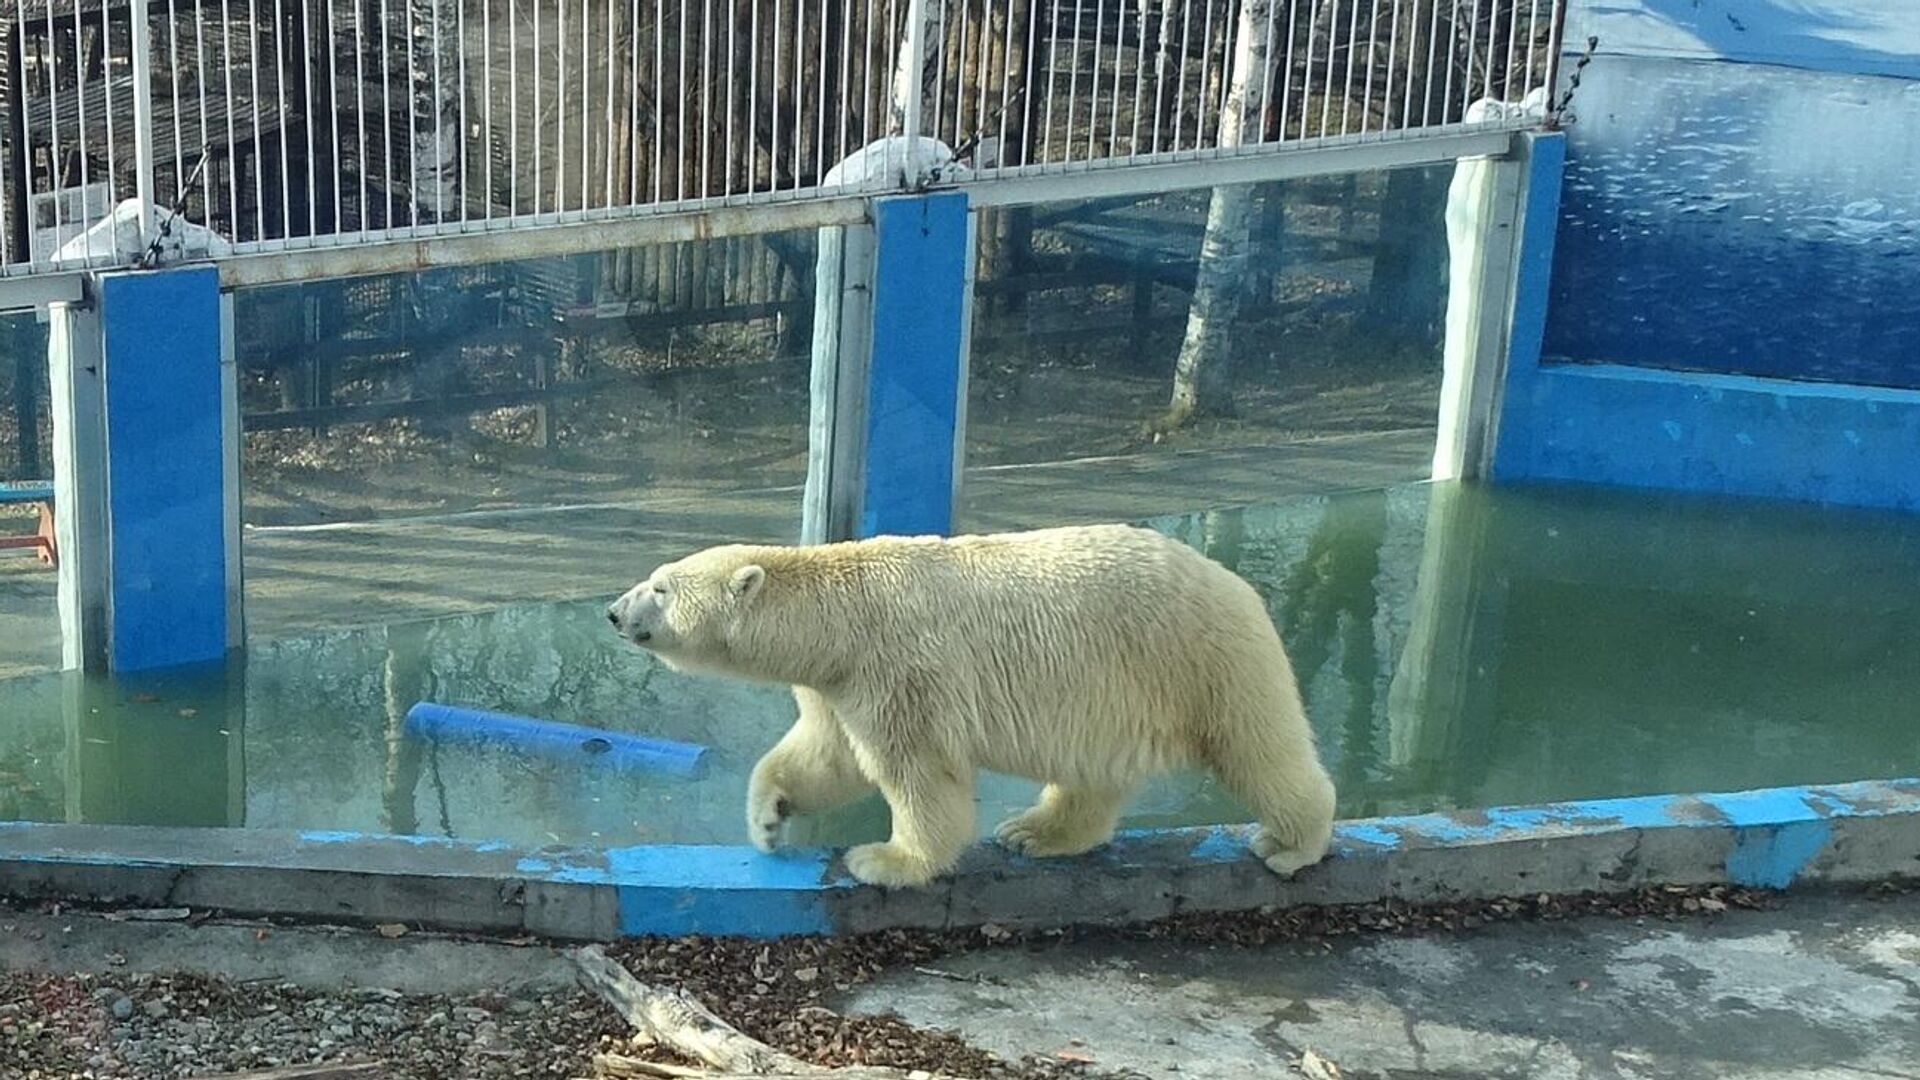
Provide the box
[729,564,766,599]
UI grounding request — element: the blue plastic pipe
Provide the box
[404,703,709,778]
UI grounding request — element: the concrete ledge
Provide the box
[4,779,1916,940]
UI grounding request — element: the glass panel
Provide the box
[0,311,57,678]
[6,480,1917,841]
[961,166,1452,531]
[233,235,816,643]
[1121,481,1920,822]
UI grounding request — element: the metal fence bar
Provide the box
[68,0,86,259]
[194,7,206,229]
[1063,0,1083,158]
[789,0,803,191]
[131,0,155,246]
[1340,0,1360,134]
[574,0,584,209]
[1199,0,1212,148]
[645,0,652,203]
[103,1,117,260]
[6,0,26,264]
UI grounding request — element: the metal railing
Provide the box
[0,0,1563,277]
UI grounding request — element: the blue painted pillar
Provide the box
[857,192,973,538]
[89,266,237,672]
[1488,131,1567,481]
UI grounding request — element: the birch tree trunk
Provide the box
[409,0,463,222]
[888,0,943,135]
[401,0,467,439]
[1165,0,1271,426]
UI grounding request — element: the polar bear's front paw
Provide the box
[746,781,792,853]
[1251,827,1327,878]
[843,842,936,888]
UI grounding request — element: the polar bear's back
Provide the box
[910,522,1271,631]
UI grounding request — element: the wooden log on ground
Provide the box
[569,947,962,1080]
[591,1054,953,1079]
[571,946,813,1074]
[191,1063,384,1080]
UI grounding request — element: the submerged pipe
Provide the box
[403,702,709,778]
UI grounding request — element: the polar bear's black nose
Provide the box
[606,608,621,627]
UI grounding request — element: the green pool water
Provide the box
[2,480,1916,849]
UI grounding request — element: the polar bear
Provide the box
[606,524,1336,888]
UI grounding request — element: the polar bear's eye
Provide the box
[651,582,669,596]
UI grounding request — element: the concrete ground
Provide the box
[845,888,1920,1080]
[5,886,1916,1079]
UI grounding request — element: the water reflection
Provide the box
[2,481,1917,846]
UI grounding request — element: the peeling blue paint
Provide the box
[1725,820,1833,889]
[1335,822,1403,850]
[515,855,612,884]
[1185,826,1250,863]
[605,845,837,937]
[1359,794,1674,847]
[1699,787,1826,828]
[299,829,510,853]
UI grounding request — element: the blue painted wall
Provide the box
[100,267,230,672]
[1496,2,1920,510]
[1495,362,1920,510]
[1544,1,1920,389]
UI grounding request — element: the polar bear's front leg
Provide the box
[746,687,876,852]
[843,752,976,888]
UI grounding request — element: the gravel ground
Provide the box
[0,970,626,1079]
[0,883,1828,1080]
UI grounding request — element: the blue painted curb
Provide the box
[2,778,1915,940]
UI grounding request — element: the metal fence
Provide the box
[0,0,1563,276]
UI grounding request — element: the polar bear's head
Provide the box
[608,545,768,675]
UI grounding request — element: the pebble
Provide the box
[109,996,135,1021]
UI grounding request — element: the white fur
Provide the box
[608,524,1336,888]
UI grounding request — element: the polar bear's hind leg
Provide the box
[993,783,1132,858]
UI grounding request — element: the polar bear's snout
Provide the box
[606,588,657,644]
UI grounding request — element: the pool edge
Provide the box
[4,777,1916,940]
